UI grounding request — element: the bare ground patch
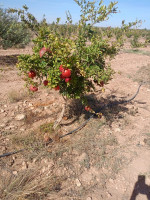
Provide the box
[0,45,150,200]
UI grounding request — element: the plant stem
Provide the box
[53,102,66,130]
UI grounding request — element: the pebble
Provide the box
[0,123,6,128]
[75,178,81,187]
[4,105,7,108]
[32,158,38,164]
[22,161,28,170]
[87,197,92,200]
[20,128,25,131]
[15,105,19,109]
[5,126,11,130]
[44,106,51,110]
[15,114,26,121]
[13,171,18,175]
[115,128,121,132]
[52,103,58,108]
[0,109,5,113]
[43,134,51,143]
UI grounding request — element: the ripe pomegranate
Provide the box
[59,65,64,72]
[54,85,60,91]
[62,69,71,78]
[65,77,71,83]
[99,81,104,87]
[28,70,36,79]
[43,80,48,86]
[85,106,91,111]
[30,85,38,92]
[60,74,65,80]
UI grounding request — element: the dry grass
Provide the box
[133,64,150,87]
[11,122,58,160]
[8,107,128,199]
[8,89,29,103]
[124,49,150,56]
[0,168,65,200]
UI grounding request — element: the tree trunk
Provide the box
[53,102,66,130]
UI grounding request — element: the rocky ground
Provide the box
[0,45,150,200]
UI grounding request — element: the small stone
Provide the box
[22,161,28,170]
[28,103,33,107]
[15,114,26,121]
[32,158,38,164]
[86,197,92,200]
[139,140,145,146]
[5,126,11,130]
[15,105,19,109]
[0,109,5,113]
[43,133,51,143]
[44,106,50,110]
[4,113,7,117]
[13,171,18,175]
[52,103,58,108]
[75,179,81,187]
[41,166,46,173]
[12,156,16,160]
[20,128,25,131]
[0,123,6,128]
[115,128,121,132]
[4,105,7,108]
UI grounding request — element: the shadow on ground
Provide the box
[130,175,150,200]
[61,92,132,127]
[0,55,19,66]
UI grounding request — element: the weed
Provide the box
[40,122,54,134]
[8,89,29,103]
[133,64,150,86]
[124,49,150,56]
[11,132,44,152]
[0,168,65,200]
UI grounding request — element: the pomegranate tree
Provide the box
[8,1,138,127]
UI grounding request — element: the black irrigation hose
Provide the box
[0,149,24,158]
[0,83,143,158]
[60,83,143,139]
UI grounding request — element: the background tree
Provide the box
[0,7,31,49]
